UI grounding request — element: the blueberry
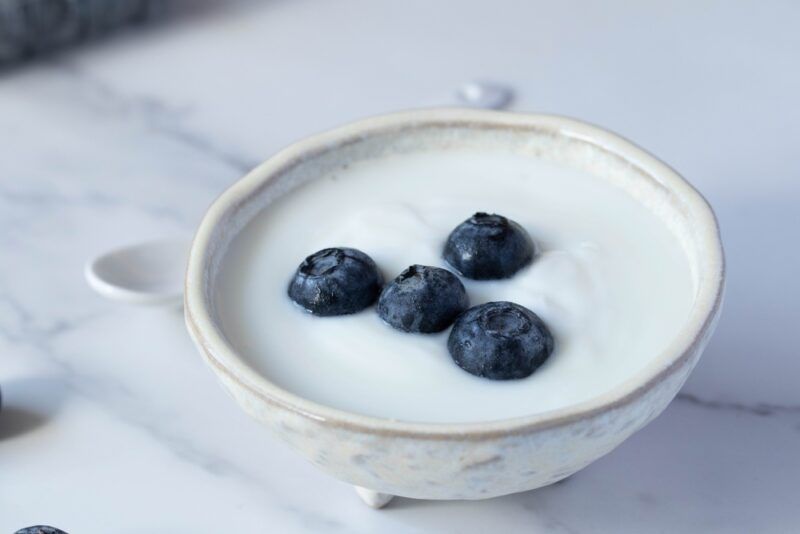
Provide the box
[447,301,554,380]
[443,212,535,280]
[377,265,469,333]
[15,527,69,534]
[288,247,382,316]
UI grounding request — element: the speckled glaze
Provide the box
[184,109,724,501]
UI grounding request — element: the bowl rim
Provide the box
[185,108,725,440]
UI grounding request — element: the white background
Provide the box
[1,1,798,532]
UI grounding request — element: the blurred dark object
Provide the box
[0,0,167,65]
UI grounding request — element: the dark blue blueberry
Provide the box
[288,247,382,316]
[15,527,69,534]
[377,265,469,333]
[443,212,535,280]
[0,1,166,65]
[447,301,554,380]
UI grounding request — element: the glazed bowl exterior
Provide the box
[184,109,724,500]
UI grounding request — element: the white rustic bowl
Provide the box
[184,109,724,508]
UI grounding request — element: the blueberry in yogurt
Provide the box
[377,265,469,333]
[288,247,382,316]
[448,301,554,380]
[443,212,535,280]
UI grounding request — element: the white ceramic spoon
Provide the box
[85,82,514,307]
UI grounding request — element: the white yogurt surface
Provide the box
[216,148,694,423]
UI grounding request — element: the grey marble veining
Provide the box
[55,61,259,173]
[1,1,799,532]
[677,393,800,418]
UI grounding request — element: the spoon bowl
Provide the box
[85,238,189,306]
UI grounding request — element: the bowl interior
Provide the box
[185,109,723,434]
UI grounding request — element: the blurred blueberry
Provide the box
[15,527,69,534]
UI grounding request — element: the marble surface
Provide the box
[1,1,798,532]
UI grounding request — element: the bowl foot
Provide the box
[354,486,394,509]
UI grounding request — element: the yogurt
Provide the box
[216,148,694,423]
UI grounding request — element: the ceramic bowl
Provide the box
[184,108,724,508]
